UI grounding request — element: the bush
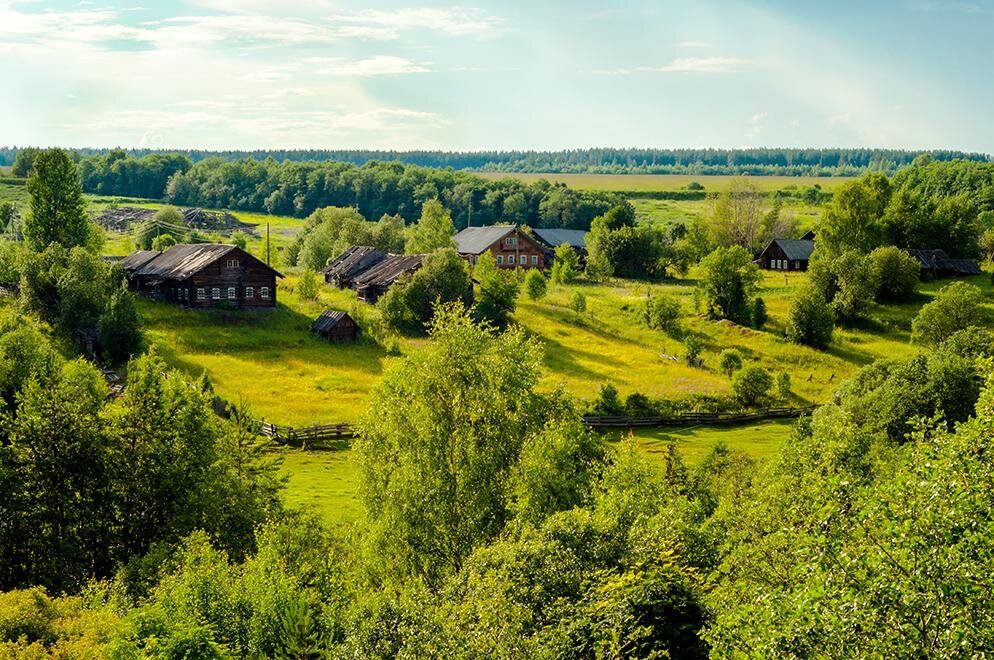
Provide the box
[297,269,318,301]
[776,372,791,400]
[732,365,772,406]
[229,231,249,250]
[473,252,519,328]
[870,245,919,301]
[524,269,547,301]
[751,297,767,329]
[683,335,703,367]
[718,349,743,377]
[151,233,176,251]
[696,246,761,324]
[550,244,579,285]
[912,281,984,346]
[939,326,994,359]
[568,291,586,315]
[378,248,473,334]
[786,285,835,349]
[135,206,185,250]
[591,383,624,415]
[98,285,143,365]
[644,294,681,334]
[831,250,880,322]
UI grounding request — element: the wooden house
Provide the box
[353,254,424,304]
[904,248,982,278]
[532,228,588,266]
[122,244,283,308]
[756,238,814,271]
[454,225,546,269]
[322,246,386,288]
[311,310,360,342]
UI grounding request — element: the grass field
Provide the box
[475,172,856,193]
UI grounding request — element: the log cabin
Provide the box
[755,238,814,271]
[532,227,588,266]
[311,310,360,342]
[352,254,424,304]
[322,245,386,288]
[454,225,546,269]
[122,243,283,308]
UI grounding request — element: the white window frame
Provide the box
[227,287,236,299]
[531,255,538,265]
[197,288,206,300]
[226,258,240,268]
[496,255,503,265]
[508,254,515,266]
[261,286,270,300]
[245,286,254,298]
[505,236,517,247]
[212,287,220,300]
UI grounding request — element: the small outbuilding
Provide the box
[904,248,982,278]
[311,310,360,342]
[756,238,815,271]
[353,254,424,304]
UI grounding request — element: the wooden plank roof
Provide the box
[353,254,423,287]
[129,244,283,281]
[311,309,353,333]
[532,228,588,250]
[321,245,386,278]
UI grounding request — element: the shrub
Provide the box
[912,281,984,346]
[297,269,318,301]
[718,349,743,377]
[568,291,586,315]
[644,294,681,334]
[776,372,791,400]
[378,248,473,334]
[732,365,772,406]
[870,245,919,301]
[229,231,249,250]
[151,233,176,251]
[473,252,519,328]
[786,285,835,349]
[751,297,767,329]
[624,392,658,416]
[939,326,994,359]
[683,335,703,367]
[524,269,547,301]
[550,244,579,285]
[591,383,624,415]
[98,285,143,365]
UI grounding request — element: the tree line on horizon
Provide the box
[3,146,988,176]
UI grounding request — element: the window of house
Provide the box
[496,255,504,265]
[226,259,240,268]
[246,286,254,298]
[505,237,517,247]
[508,254,515,266]
[531,255,538,265]
[261,287,270,299]
[197,288,206,300]
[212,287,220,300]
[227,287,235,299]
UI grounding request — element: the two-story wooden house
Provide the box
[453,225,546,269]
[121,243,283,308]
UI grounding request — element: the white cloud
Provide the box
[326,8,500,39]
[316,56,430,77]
[598,57,747,75]
[240,64,300,81]
[674,41,710,48]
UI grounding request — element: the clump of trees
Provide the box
[24,148,99,252]
[911,281,985,346]
[523,269,547,300]
[696,246,763,326]
[549,243,579,284]
[704,178,796,253]
[644,293,682,335]
[585,203,687,279]
[471,252,519,328]
[785,284,835,349]
[287,206,405,270]
[377,248,473,333]
[869,245,919,301]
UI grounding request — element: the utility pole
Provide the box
[266,222,271,266]
[467,199,472,228]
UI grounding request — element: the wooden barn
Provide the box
[904,248,982,278]
[122,243,283,308]
[311,310,360,342]
[454,225,546,269]
[756,238,815,271]
[322,245,386,288]
[353,254,424,304]
[532,227,588,266]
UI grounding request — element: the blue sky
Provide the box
[1,0,993,153]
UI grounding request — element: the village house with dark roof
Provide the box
[453,225,546,269]
[321,245,386,289]
[352,254,424,304]
[122,243,283,308]
[904,248,982,277]
[756,238,815,271]
[532,227,588,265]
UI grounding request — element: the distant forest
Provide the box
[1,146,989,176]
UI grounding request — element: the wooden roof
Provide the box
[311,309,354,333]
[128,244,284,281]
[321,245,386,278]
[761,238,815,261]
[353,254,423,287]
[532,228,588,250]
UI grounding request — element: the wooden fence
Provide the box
[583,406,816,430]
[259,422,355,448]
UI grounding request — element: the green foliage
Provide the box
[683,335,703,366]
[819,171,891,254]
[472,251,519,328]
[644,293,682,335]
[586,212,686,280]
[0,240,19,284]
[829,250,880,322]
[24,148,93,252]
[939,326,994,359]
[377,248,473,334]
[289,206,404,270]
[97,285,143,364]
[696,246,761,324]
[775,371,791,400]
[705,178,795,252]
[731,365,772,406]
[549,243,580,284]
[405,199,455,254]
[11,147,40,177]
[523,268,547,301]
[869,245,919,301]
[297,268,319,301]
[355,304,549,587]
[590,383,624,415]
[785,284,835,349]
[912,281,984,346]
[568,290,587,315]
[135,206,186,250]
[718,349,743,377]
[751,296,767,329]
[150,232,176,251]
[229,230,249,250]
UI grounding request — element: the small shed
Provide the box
[311,310,360,342]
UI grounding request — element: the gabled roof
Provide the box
[119,249,162,272]
[353,254,423,287]
[311,309,354,333]
[321,245,386,279]
[130,244,283,281]
[905,248,982,276]
[532,228,588,250]
[454,225,517,255]
[768,238,815,261]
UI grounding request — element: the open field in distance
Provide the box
[475,172,857,192]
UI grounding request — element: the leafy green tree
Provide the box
[523,268,547,301]
[939,326,994,359]
[24,148,93,251]
[644,293,682,334]
[785,284,835,349]
[229,230,248,250]
[150,233,176,251]
[776,372,791,400]
[297,269,318,300]
[550,243,579,284]
[11,147,40,177]
[98,285,143,365]
[683,335,703,366]
[912,281,984,346]
[731,365,772,406]
[830,250,880,322]
[751,297,767,329]
[135,206,185,250]
[590,383,624,415]
[819,171,891,254]
[718,349,743,377]
[405,199,455,254]
[869,245,919,301]
[355,304,548,587]
[0,202,18,236]
[472,251,518,328]
[568,291,586,315]
[377,248,473,333]
[696,246,762,324]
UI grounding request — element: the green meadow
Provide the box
[475,172,856,192]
